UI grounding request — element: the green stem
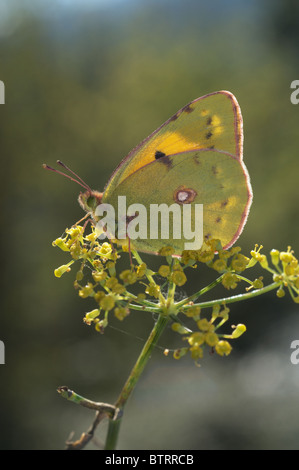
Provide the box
[126,292,159,308]
[105,417,122,450]
[123,303,161,313]
[236,275,256,285]
[183,281,279,310]
[132,250,166,305]
[167,279,176,307]
[104,313,170,450]
[175,274,225,308]
[132,250,155,284]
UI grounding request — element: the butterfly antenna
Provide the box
[43,163,91,192]
[57,160,92,192]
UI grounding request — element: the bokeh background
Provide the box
[1,0,299,450]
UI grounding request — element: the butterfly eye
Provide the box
[78,190,103,213]
[86,196,99,211]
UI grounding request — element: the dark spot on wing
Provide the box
[155,150,166,160]
[208,145,215,149]
[205,233,212,241]
[169,113,179,122]
[193,154,201,165]
[212,165,218,175]
[216,217,222,223]
[205,131,213,140]
[182,103,194,113]
[158,155,173,168]
[221,199,228,208]
[206,116,213,125]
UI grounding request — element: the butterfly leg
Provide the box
[72,211,93,228]
[125,214,138,268]
[127,235,133,267]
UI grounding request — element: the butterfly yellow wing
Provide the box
[103,91,243,201]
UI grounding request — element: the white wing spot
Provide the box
[173,185,197,204]
[177,191,189,202]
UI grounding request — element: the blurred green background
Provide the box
[1,0,299,450]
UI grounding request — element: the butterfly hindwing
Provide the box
[103,149,252,255]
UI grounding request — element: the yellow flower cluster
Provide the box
[181,240,250,291]
[172,303,246,363]
[53,224,297,368]
[250,245,299,302]
[52,225,156,332]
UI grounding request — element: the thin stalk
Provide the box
[167,279,176,307]
[175,274,225,308]
[132,250,166,305]
[104,313,170,450]
[182,282,279,310]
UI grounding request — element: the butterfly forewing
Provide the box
[103,91,243,202]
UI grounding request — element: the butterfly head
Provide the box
[78,190,103,215]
